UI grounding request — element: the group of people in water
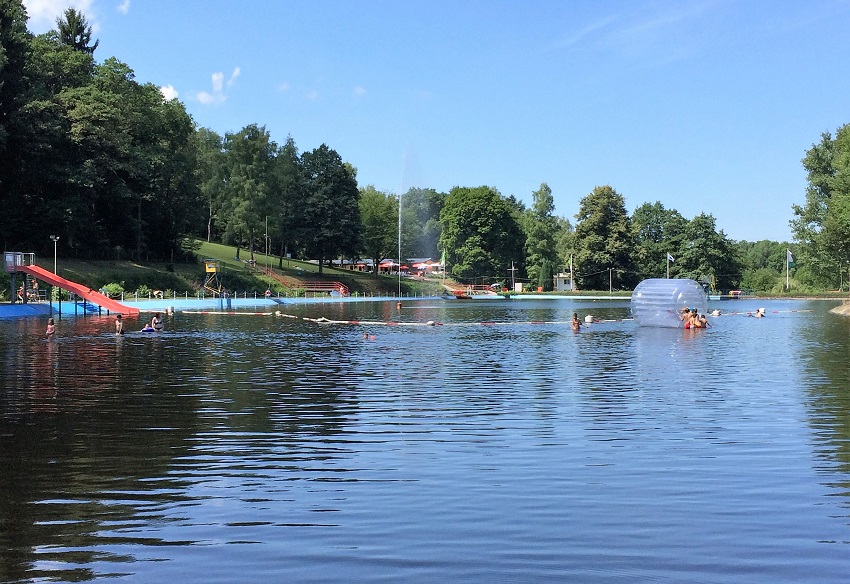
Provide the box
[45,312,165,338]
[114,312,165,335]
[679,307,712,329]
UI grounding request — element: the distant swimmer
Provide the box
[45,318,55,339]
[698,314,712,328]
[140,324,155,332]
[115,314,124,335]
[151,312,164,332]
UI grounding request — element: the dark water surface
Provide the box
[2,298,850,583]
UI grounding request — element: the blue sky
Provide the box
[23,0,850,242]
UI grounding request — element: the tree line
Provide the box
[2,3,844,292]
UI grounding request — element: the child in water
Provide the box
[570,313,583,332]
[45,318,55,339]
[115,314,124,335]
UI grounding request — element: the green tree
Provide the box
[272,135,303,266]
[0,0,32,240]
[219,124,277,261]
[439,186,524,282]
[676,213,741,291]
[791,124,850,288]
[631,201,687,279]
[55,8,98,54]
[193,127,225,242]
[741,267,781,292]
[538,258,553,291]
[573,185,635,290]
[299,144,361,274]
[524,182,559,285]
[7,34,88,250]
[359,186,398,276]
[553,216,574,276]
[735,240,789,272]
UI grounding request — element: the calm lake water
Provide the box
[2,298,850,583]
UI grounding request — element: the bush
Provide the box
[135,284,151,297]
[101,282,125,298]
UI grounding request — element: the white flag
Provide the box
[786,249,794,264]
[667,253,675,262]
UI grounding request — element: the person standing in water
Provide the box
[570,313,583,332]
[45,318,56,339]
[151,312,164,332]
[115,314,124,335]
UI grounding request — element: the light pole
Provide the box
[50,235,59,274]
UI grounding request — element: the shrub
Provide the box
[101,282,125,298]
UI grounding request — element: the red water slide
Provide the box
[19,264,139,315]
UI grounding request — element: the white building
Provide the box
[554,272,576,292]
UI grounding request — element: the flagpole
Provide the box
[667,255,670,279]
[786,249,789,290]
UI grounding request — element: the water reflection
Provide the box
[799,304,850,481]
[2,300,850,582]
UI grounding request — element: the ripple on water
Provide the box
[2,301,850,582]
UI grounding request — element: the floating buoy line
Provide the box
[295,314,633,327]
[179,309,811,328]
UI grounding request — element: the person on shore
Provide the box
[45,318,55,339]
[151,312,164,332]
[115,314,124,335]
[571,313,583,332]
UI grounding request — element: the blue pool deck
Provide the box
[0,294,429,318]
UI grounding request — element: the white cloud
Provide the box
[194,69,239,105]
[117,0,130,15]
[305,89,320,101]
[353,86,367,97]
[278,82,292,93]
[24,0,96,32]
[160,84,178,101]
[211,72,224,93]
[196,90,221,105]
